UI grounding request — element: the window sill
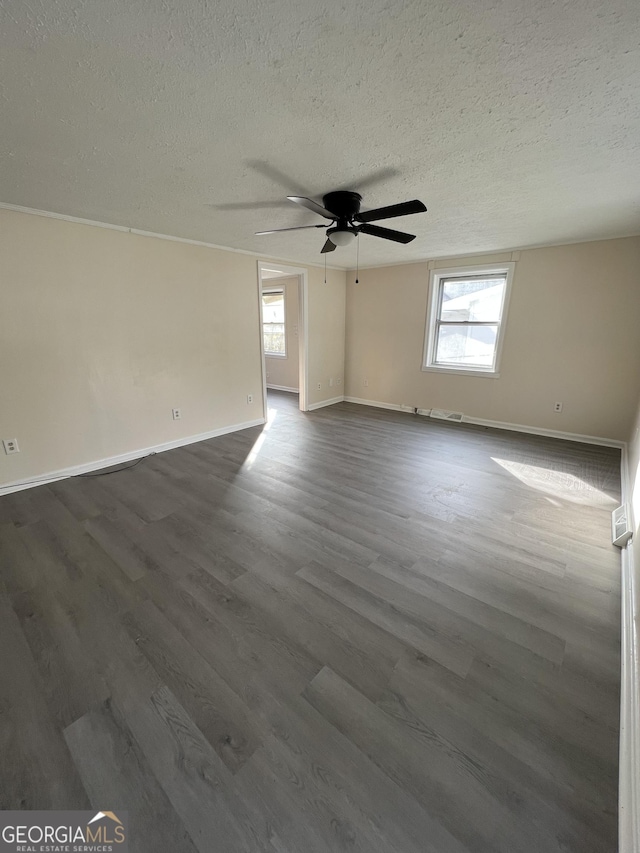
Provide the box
[422,365,500,378]
[265,353,288,359]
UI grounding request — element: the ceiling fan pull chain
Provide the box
[324,252,327,284]
[355,234,360,284]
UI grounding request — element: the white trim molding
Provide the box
[0,418,265,496]
[422,262,515,378]
[0,202,345,270]
[620,539,640,853]
[307,396,345,411]
[619,438,640,853]
[266,384,300,393]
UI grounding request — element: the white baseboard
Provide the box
[464,415,624,449]
[343,396,403,412]
[308,395,345,411]
[342,396,623,448]
[266,384,300,393]
[0,417,265,496]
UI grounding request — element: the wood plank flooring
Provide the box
[0,390,621,851]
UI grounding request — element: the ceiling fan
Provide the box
[255,191,427,253]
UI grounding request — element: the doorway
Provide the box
[257,261,309,414]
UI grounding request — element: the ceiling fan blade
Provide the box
[287,196,336,220]
[321,238,337,253]
[255,224,325,235]
[208,200,290,210]
[245,160,308,194]
[335,167,399,194]
[358,223,416,244]
[355,199,427,223]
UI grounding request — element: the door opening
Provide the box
[257,261,309,414]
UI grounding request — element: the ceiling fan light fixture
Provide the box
[326,227,357,247]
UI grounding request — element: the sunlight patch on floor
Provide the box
[492,457,618,508]
[243,408,277,470]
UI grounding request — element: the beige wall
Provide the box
[0,209,347,488]
[264,276,299,391]
[307,264,346,406]
[345,237,640,441]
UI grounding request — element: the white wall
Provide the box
[345,237,640,441]
[0,209,346,488]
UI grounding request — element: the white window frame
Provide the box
[422,262,515,378]
[262,286,287,358]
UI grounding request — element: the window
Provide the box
[262,288,286,357]
[423,263,514,376]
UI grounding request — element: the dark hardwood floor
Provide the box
[0,390,621,852]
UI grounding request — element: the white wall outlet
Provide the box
[553,401,563,413]
[247,394,254,404]
[317,382,322,390]
[3,438,20,454]
[363,378,369,387]
[336,378,342,385]
[172,408,182,420]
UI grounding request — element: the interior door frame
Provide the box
[257,261,309,414]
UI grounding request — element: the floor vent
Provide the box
[427,409,464,423]
[612,505,633,548]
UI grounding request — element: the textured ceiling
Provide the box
[1,0,639,268]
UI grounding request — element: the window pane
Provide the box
[435,324,498,367]
[264,324,285,355]
[440,278,505,322]
[262,291,285,323]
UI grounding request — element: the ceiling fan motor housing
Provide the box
[323,191,362,223]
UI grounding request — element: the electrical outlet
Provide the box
[247,394,254,404]
[553,401,563,413]
[3,438,19,454]
[317,382,322,390]
[172,408,182,420]
[337,378,342,385]
[363,378,369,387]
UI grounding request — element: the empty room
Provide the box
[1,1,639,852]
